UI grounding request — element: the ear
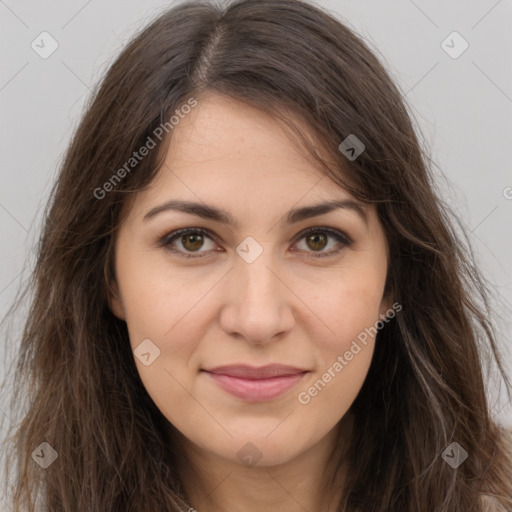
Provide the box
[378,290,394,320]
[107,279,126,321]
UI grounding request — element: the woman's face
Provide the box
[110,94,391,467]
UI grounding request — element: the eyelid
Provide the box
[290,226,352,259]
[293,226,352,246]
[158,226,352,259]
[157,227,219,257]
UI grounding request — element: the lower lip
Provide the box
[203,371,307,401]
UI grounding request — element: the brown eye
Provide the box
[159,226,352,260]
[293,227,352,258]
[160,228,217,258]
[305,232,328,251]
[181,233,205,252]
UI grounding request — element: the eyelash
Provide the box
[158,226,352,260]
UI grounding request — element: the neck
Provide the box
[169,412,354,512]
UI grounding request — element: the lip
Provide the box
[202,364,308,402]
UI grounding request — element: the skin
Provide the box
[109,93,392,512]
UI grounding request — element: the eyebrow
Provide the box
[143,199,368,226]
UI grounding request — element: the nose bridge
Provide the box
[219,236,295,343]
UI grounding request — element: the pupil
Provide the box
[183,234,203,251]
[308,233,327,251]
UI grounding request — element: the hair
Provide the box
[1,0,511,510]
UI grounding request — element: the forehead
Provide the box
[120,93,377,232]
[167,94,323,176]
[146,94,350,200]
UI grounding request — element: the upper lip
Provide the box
[202,364,307,379]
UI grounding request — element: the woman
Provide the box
[1,0,511,510]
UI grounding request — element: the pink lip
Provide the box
[202,364,308,401]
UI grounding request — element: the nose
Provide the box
[218,246,296,345]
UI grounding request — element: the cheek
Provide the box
[292,261,385,415]
[116,255,230,418]
[302,262,386,359]
[118,267,210,429]
[118,249,223,347]
[294,272,384,425]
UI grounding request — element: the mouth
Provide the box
[201,364,308,402]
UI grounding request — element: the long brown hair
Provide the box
[1,0,511,510]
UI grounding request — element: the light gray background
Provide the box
[1,0,511,489]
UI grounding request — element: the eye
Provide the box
[158,226,352,259]
[291,227,352,258]
[158,228,219,259]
